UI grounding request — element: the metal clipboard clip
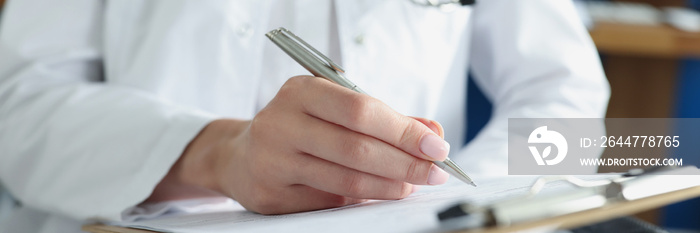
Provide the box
[438,166,700,230]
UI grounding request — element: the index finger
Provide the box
[295,76,449,161]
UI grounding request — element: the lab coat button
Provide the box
[354,34,365,45]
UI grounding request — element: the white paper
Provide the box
[109,175,615,233]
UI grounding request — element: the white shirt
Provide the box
[0,0,609,232]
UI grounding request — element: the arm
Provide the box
[455,0,610,175]
[0,0,215,220]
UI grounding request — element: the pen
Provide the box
[266,27,476,187]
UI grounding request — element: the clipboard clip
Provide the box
[438,166,699,230]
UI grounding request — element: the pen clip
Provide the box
[277,28,345,74]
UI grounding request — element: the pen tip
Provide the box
[469,181,477,187]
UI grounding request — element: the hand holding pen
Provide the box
[267,28,475,186]
[148,28,471,215]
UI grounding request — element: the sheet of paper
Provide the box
[109,175,615,233]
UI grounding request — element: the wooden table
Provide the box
[590,22,700,57]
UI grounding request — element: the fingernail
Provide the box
[427,164,449,185]
[419,134,449,161]
[411,185,421,194]
[425,120,439,135]
[348,199,368,205]
[429,120,445,138]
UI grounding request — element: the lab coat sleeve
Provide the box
[454,0,610,176]
[0,0,217,221]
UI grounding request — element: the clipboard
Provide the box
[438,166,700,233]
[82,167,700,233]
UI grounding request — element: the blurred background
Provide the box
[0,0,698,231]
[462,0,700,231]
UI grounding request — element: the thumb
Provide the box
[410,117,445,139]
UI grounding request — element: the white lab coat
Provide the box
[0,0,609,232]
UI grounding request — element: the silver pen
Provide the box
[266,27,476,187]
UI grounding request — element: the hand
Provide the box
[148,76,451,214]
